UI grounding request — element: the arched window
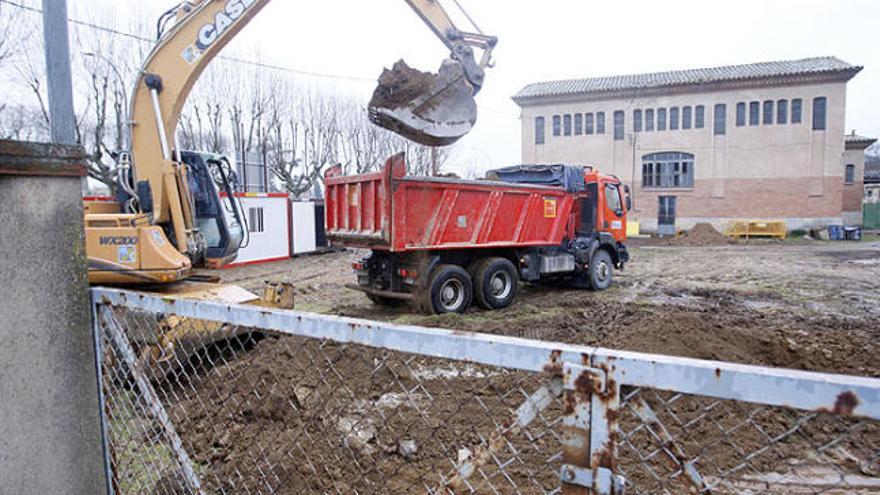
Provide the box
[642,152,695,189]
[845,164,855,184]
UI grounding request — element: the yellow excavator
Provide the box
[84,0,497,286]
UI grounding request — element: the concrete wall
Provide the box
[0,141,107,494]
[519,80,854,232]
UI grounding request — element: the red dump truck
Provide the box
[324,153,630,314]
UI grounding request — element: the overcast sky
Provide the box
[65,0,880,174]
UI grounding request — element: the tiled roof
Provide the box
[513,57,861,103]
[845,133,876,145]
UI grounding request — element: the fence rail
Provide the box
[91,287,880,494]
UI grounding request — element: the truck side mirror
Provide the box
[623,185,632,211]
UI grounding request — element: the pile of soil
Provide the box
[157,282,879,493]
[164,336,559,494]
[369,60,436,110]
[666,222,736,246]
[183,246,880,493]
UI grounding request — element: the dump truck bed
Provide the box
[324,154,575,252]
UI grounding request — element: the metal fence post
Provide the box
[91,297,116,495]
[561,360,625,495]
[588,356,625,494]
[98,305,206,495]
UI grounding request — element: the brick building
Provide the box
[512,57,869,233]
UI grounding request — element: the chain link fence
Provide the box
[92,287,880,494]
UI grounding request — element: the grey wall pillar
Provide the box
[0,140,108,494]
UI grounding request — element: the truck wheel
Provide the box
[425,264,473,314]
[588,249,613,291]
[474,257,518,310]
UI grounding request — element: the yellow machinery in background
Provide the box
[725,220,787,240]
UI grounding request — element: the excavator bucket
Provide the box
[369,59,477,147]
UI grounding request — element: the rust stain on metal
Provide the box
[563,390,576,415]
[543,349,563,375]
[714,367,721,379]
[574,370,602,396]
[829,391,859,416]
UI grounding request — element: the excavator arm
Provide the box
[127,0,496,261]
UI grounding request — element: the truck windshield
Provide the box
[605,183,623,213]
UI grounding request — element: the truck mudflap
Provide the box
[617,243,630,268]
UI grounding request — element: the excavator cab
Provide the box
[178,151,245,268]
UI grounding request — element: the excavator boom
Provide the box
[91,0,496,286]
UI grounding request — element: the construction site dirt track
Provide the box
[172,240,880,493]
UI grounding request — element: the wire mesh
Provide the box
[97,305,564,495]
[617,386,880,494]
[94,296,880,495]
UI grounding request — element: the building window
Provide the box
[657,108,667,131]
[534,116,545,144]
[777,100,788,124]
[763,100,774,125]
[736,102,746,127]
[563,114,572,136]
[695,105,705,128]
[813,97,827,130]
[642,152,695,189]
[670,107,680,130]
[791,98,803,123]
[248,207,265,233]
[613,111,625,140]
[713,104,726,135]
[645,109,655,131]
[552,115,561,136]
[585,113,594,134]
[596,112,606,134]
[633,109,642,132]
[682,106,692,129]
[749,101,760,126]
[574,113,583,135]
[845,164,855,184]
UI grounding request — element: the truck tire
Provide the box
[587,249,613,290]
[424,264,473,314]
[473,257,518,310]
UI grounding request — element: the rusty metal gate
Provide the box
[91,287,880,494]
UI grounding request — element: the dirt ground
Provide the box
[221,238,880,377]
[162,239,880,493]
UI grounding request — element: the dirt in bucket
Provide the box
[369,60,437,110]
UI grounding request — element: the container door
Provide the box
[658,196,676,236]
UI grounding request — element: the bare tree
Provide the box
[0,2,24,68]
[1,3,453,197]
